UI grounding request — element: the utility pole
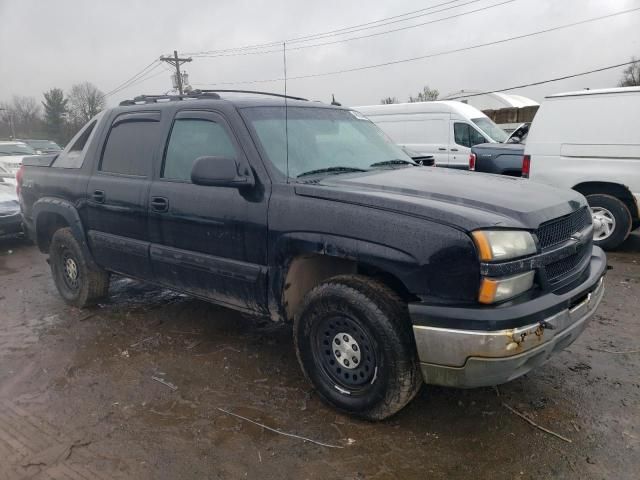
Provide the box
[160,50,192,95]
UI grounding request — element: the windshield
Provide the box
[471,117,508,143]
[242,106,413,178]
[0,143,37,156]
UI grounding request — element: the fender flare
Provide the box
[32,197,98,268]
[268,231,419,319]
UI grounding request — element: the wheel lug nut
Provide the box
[352,344,358,351]
[335,339,340,345]
[335,350,341,357]
[344,359,350,366]
[352,357,358,363]
[343,335,349,342]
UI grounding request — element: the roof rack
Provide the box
[119,91,221,106]
[118,90,308,107]
[195,89,308,101]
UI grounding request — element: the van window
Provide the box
[454,123,487,148]
[100,120,159,176]
[163,119,237,181]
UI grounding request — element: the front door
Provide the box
[147,109,269,312]
[451,121,488,169]
[84,111,161,278]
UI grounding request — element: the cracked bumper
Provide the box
[410,250,606,388]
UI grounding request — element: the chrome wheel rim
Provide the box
[591,207,616,241]
[61,250,80,290]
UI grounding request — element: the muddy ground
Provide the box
[0,236,638,480]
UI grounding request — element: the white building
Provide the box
[441,90,539,111]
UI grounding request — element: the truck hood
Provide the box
[294,167,586,231]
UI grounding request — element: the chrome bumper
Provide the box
[413,277,605,388]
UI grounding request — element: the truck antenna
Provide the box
[283,42,290,183]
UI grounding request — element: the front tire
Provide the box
[50,228,109,307]
[586,194,632,250]
[293,275,421,420]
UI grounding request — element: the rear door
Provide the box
[84,111,161,278]
[147,109,269,312]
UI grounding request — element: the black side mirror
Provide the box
[190,156,254,188]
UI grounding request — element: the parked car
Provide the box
[0,164,16,186]
[19,91,605,420]
[0,182,23,239]
[17,139,63,154]
[469,123,530,176]
[524,87,640,250]
[0,141,37,174]
[354,101,508,168]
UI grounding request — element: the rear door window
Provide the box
[162,118,237,182]
[100,113,160,176]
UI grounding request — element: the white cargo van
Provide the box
[354,101,508,168]
[524,87,640,250]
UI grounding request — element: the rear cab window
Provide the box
[53,113,103,168]
[99,111,161,177]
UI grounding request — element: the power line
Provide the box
[184,0,494,56]
[192,0,516,58]
[193,6,640,86]
[113,65,174,95]
[446,60,640,99]
[103,60,160,98]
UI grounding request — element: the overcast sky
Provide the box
[0,0,638,109]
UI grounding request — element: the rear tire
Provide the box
[50,227,109,307]
[586,194,632,250]
[293,275,421,420]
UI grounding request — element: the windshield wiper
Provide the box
[297,166,367,178]
[369,159,416,168]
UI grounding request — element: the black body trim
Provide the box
[409,246,606,331]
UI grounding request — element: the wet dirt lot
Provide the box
[0,237,638,480]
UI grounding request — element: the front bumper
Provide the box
[409,248,606,388]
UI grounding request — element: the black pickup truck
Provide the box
[19,92,606,420]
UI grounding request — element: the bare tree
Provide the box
[618,57,640,87]
[68,82,105,125]
[0,95,43,138]
[408,85,439,103]
[380,97,398,104]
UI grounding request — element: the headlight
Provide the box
[478,271,535,304]
[472,230,536,261]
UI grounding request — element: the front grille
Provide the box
[545,243,590,284]
[536,207,591,250]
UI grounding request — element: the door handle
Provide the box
[150,196,169,212]
[450,148,459,152]
[92,190,105,203]
[438,147,447,151]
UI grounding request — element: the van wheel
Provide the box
[586,194,632,250]
[293,275,421,421]
[50,228,110,307]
